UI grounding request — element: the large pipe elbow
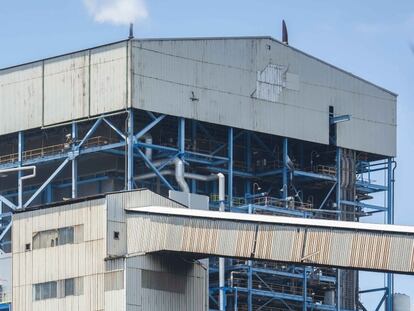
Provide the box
[174,158,190,193]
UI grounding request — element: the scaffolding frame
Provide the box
[0,108,395,310]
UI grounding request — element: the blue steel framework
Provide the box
[0,108,394,310]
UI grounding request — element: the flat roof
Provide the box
[127,205,414,235]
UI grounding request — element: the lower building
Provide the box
[11,190,208,311]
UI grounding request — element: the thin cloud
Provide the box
[84,0,148,25]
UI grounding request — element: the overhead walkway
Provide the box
[126,206,414,275]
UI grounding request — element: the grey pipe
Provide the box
[143,133,153,160]
[0,166,37,209]
[174,158,190,193]
[218,172,225,311]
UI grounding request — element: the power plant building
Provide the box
[0,36,400,310]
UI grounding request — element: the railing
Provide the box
[0,136,117,165]
[209,195,313,210]
[314,164,336,176]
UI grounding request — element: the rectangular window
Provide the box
[34,277,83,301]
[32,225,82,250]
[33,281,57,301]
[64,278,74,297]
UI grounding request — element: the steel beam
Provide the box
[134,114,166,140]
[71,122,78,199]
[24,159,70,208]
[18,132,24,208]
[336,147,342,311]
[135,148,174,190]
[127,110,134,190]
[282,138,288,204]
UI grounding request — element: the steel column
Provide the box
[228,128,234,207]
[191,120,197,192]
[247,204,253,311]
[18,132,24,208]
[303,268,307,311]
[179,118,185,156]
[127,110,134,190]
[282,138,288,204]
[336,147,342,311]
[71,122,78,199]
[245,132,252,196]
[386,158,394,311]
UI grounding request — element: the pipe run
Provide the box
[217,172,225,311]
[134,159,226,310]
[0,166,37,209]
[174,158,190,193]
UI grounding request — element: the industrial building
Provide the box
[0,34,405,310]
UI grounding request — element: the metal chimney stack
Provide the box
[282,20,288,45]
[129,23,134,39]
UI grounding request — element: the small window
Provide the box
[33,226,80,250]
[64,278,74,297]
[113,231,120,240]
[33,281,57,301]
[25,243,31,251]
[34,278,83,301]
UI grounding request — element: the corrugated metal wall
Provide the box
[12,198,113,311]
[0,41,129,135]
[12,191,208,311]
[132,38,396,156]
[126,254,207,311]
[0,37,396,156]
[126,212,414,274]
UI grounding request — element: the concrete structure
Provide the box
[0,36,398,310]
[12,190,207,311]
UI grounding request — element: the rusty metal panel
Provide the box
[255,225,305,262]
[126,205,414,274]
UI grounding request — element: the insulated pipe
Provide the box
[217,172,226,311]
[174,158,190,193]
[142,133,153,160]
[134,166,226,309]
[0,166,37,209]
[0,166,37,180]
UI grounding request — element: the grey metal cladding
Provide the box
[0,37,396,156]
[131,37,396,156]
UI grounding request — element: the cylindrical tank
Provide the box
[393,293,410,311]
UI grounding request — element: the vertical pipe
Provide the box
[71,122,78,199]
[218,173,226,311]
[127,110,134,190]
[191,120,197,193]
[18,132,24,208]
[179,118,185,156]
[336,147,342,311]
[234,288,238,311]
[386,158,394,311]
[228,128,234,208]
[46,184,52,204]
[247,203,253,311]
[282,138,288,205]
[245,132,252,196]
[303,267,307,311]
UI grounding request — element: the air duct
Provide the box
[142,133,153,160]
[174,158,190,193]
